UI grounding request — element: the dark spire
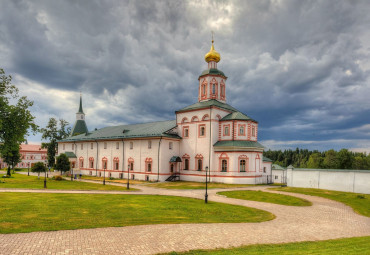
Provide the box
[77,93,84,114]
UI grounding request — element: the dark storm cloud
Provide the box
[1,0,370,150]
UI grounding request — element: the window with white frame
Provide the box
[91,143,93,149]
[169,142,173,150]
[130,142,133,149]
[148,140,152,149]
[104,142,107,149]
[240,160,246,172]
[81,143,83,150]
[116,142,119,149]
[183,127,189,138]
[224,126,229,136]
[252,127,256,136]
[72,144,74,150]
[199,125,205,137]
[221,160,228,172]
[240,126,245,135]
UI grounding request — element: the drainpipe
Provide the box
[208,107,212,182]
[95,140,99,176]
[157,136,163,182]
[121,139,124,179]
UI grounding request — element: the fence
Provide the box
[287,167,370,194]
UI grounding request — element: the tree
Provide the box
[41,118,70,167]
[0,68,37,176]
[55,153,70,173]
[337,149,354,169]
[31,162,47,179]
[323,149,339,169]
[307,152,323,169]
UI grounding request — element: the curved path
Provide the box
[1,182,369,255]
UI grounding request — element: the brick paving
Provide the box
[0,177,369,254]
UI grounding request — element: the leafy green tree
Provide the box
[337,149,354,169]
[55,153,70,173]
[31,162,47,179]
[0,68,37,176]
[323,149,339,169]
[41,118,70,167]
[306,152,323,168]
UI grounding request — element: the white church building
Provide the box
[58,40,272,184]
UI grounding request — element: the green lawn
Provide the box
[81,175,147,185]
[0,173,137,191]
[146,181,254,189]
[218,190,312,206]
[162,236,370,255]
[0,193,274,234]
[270,187,370,217]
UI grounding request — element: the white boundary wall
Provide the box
[287,167,370,194]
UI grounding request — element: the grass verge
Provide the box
[0,193,274,234]
[270,187,370,217]
[218,190,311,206]
[145,181,255,189]
[81,175,147,185]
[161,236,370,255]
[0,173,137,191]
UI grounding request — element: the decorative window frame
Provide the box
[128,157,134,171]
[79,157,84,168]
[223,124,231,136]
[238,124,246,136]
[89,157,94,169]
[198,124,206,138]
[102,157,108,170]
[201,79,207,100]
[191,116,199,122]
[182,154,190,170]
[195,154,203,171]
[220,80,225,100]
[210,78,218,99]
[183,126,189,138]
[238,155,249,172]
[145,157,153,172]
[219,153,229,172]
[113,157,119,170]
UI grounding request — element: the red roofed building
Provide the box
[0,144,47,169]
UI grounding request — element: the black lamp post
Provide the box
[44,161,47,189]
[103,163,106,185]
[70,163,73,182]
[27,162,30,176]
[205,166,209,203]
[127,164,130,190]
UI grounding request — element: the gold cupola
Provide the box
[204,40,221,63]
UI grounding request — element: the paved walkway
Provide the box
[0,177,369,254]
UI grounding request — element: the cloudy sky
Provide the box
[1,0,370,152]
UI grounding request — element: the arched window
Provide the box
[240,160,246,172]
[182,154,190,170]
[219,153,229,172]
[89,157,94,168]
[79,157,84,168]
[145,158,153,172]
[212,84,216,94]
[128,157,134,171]
[102,157,108,170]
[221,160,227,172]
[113,157,119,170]
[195,154,203,171]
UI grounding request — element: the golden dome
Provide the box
[204,40,221,63]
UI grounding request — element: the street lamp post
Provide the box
[205,166,209,203]
[44,161,47,189]
[103,164,106,185]
[70,164,73,182]
[27,162,30,176]
[127,164,130,190]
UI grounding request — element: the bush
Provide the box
[52,175,64,181]
[14,168,22,171]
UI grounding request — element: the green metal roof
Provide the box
[272,164,285,170]
[176,99,239,113]
[213,140,265,149]
[64,151,77,158]
[71,120,88,136]
[263,156,273,162]
[170,156,182,162]
[199,68,226,78]
[221,111,257,123]
[60,120,180,142]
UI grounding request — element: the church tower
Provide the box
[198,37,227,103]
[70,94,88,136]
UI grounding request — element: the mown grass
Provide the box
[0,173,137,191]
[81,175,147,185]
[146,181,255,189]
[0,193,274,234]
[218,190,311,206]
[162,236,370,255]
[270,187,370,217]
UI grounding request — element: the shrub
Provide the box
[52,175,64,181]
[357,194,366,199]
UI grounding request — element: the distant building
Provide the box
[57,39,272,184]
[271,164,287,183]
[0,144,47,169]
